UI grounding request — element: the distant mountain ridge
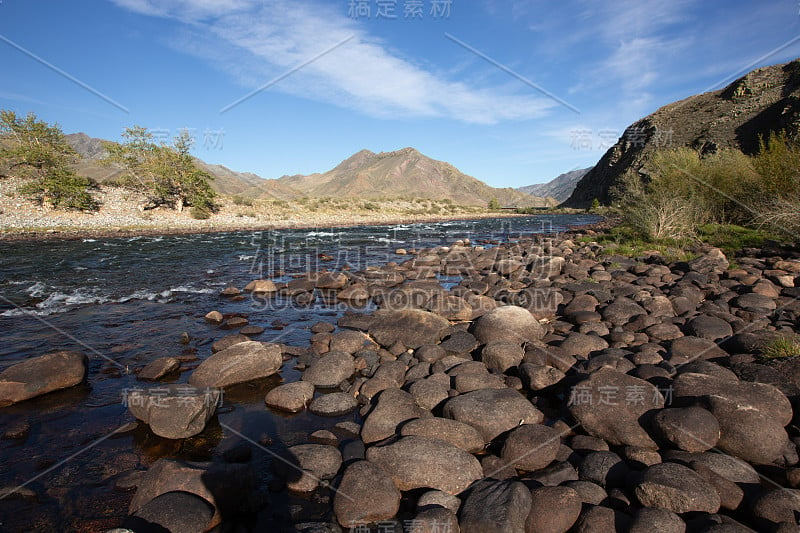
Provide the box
[563,58,800,208]
[276,147,551,207]
[66,135,551,207]
[519,167,592,203]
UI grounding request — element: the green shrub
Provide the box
[18,169,99,211]
[760,334,800,360]
[232,195,254,206]
[752,131,800,199]
[189,205,212,219]
[615,163,703,241]
[1,110,99,211]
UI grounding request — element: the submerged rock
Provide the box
[0,351,87,406]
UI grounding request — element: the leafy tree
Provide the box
[102,127,216,212]
[0,110,97,210]
[487,197,501,211]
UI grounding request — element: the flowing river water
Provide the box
[0,214,601,531]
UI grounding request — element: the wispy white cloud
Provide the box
[491,0,692,112]
[111,0,556,124]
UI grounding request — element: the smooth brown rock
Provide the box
[526,486,582,533]
[635,462,721,514]
[189,341,282,388]
[568,368,663,449]
[302,350,355,388]
[500,424,562,472]
[334,461,400,527]
[129,459,253,530]
[0,351,87,406]
[244,279,278,293]
[472,306,545,345]
[400,417,484,453]
[128,385,220,439]
[366,436,482,494]
[138,357,180,381]
[362,388,426,444]
[265,381,315,413]
[443,388,543,444]
[369,309,450,349]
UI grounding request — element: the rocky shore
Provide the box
[3,224,800,532]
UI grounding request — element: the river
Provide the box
[0,214,600,531]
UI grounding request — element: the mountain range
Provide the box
[518,167,592,203]
[563,58,800,207]
[65,134,553,207]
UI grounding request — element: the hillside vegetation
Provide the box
[613,131,799,242]
[1,113,217,218]
[565,59,800,208]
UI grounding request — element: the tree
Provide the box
[102,127,216,212]
[0,110,97,210]
[488,197,501,211]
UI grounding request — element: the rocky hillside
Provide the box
[277,147,551,207]
[520,167,592,203]
[564,58,800,207]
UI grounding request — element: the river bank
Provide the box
[0,177,541,242]
[1,217,799,531]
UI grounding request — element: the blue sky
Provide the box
[1,0,799,187]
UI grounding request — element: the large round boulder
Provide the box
[634,462,721,514]
[189,341,282,388]
[366,436,482,494]
[334,461,401,528]
[443,388,543,444]
[472,306,545,345]
[568,368,664,449]
[0,351,87,406]
[128,385,220,439]
[361,388,427,444]
[265,381,315,413]
[368,309,450,349]
[301,351,356,388]
[500,424,562,472]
